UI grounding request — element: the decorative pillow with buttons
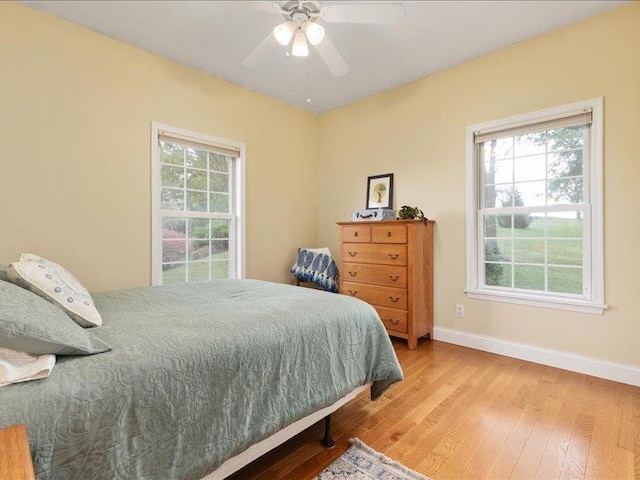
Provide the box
[8,254,102,328]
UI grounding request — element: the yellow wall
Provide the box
[0,3,318,291]
[317,3,640,366]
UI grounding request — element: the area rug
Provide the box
[314,438,429,480]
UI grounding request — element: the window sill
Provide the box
[464,288,607,315]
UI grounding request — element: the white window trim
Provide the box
[151,122,246,285]
[465,98,606,315]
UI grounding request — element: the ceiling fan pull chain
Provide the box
[307,54,311,104]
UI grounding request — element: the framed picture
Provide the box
[366,173,394,209]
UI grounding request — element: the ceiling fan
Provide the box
[243,1,406,77]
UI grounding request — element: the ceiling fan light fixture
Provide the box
[291,29,309,57]
[304,21,325,46]
[274,21,296,46]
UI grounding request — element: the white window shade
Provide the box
[474,110,592,144]
[158,132,240,158]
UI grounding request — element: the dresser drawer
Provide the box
[374,306,408,333]
[342,263,407,288]
[342,282,408,310]
[342,244,406,266]
[372,224,407,244]
[342,225,371,243]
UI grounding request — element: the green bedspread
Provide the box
[0,280,403,479]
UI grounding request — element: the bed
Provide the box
[0,279,403,479]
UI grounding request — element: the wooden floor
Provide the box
[229,339,640,480]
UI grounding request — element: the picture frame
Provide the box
[366,173,394,209]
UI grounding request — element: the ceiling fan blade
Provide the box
[313,34,349,77]
[252,1,282,14]
[242,32,279,68]
[321,3,406,24]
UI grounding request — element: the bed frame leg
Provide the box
[321,415,336,448]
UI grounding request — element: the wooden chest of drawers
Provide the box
[337,220,434,350]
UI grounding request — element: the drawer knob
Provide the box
[388,275,399,281]
[348,271,358,277]
[348,290,358,296]
[354,231,358,237]
[387,231,392,237]
[389,296,400,303]
[348,251,357,257]
[388,254,399,260]
[388,318,400,325]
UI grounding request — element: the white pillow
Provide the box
[0,347,56,387]
[8,254,102,328]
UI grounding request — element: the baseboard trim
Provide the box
[433,326,640,387]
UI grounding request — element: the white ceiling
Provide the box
[22,0,627,113]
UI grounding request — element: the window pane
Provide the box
[484,159,513,186]
[491,216,512,238]
[548,267,582,294]
[162,263,186,284]
[211,260,229,279]
[188,261,210,282]
[484,214,497,237]
[496,214,511,229]
[209,153,230,172]
[514,215,544,237]
[513,239,544,264]
[210,193,230,213]
[495,185,514,208]
[189,239,209,261]
[186,148,207,169]
[548,239,582,266]
[162,217,187,276]
[162,217,186,237]
[161,166,184,188]
[549,150,583,180]
[485,263,511,287]
[186,191,207,212]
[498,187,517,208]
[211,239,229,257]
[514,155,546,183]
[547,178,583,205]
[514,132,547,157]
[160,142,183,165]
[548,125,583,151]
[211,235,230,278]
[210,172,229,193]
[514,265,544,291]
[161,188,184,210]
[547,214,582,238]
[211,219,230,239]
[188,218,210,239]
[485,238,511,262]
[484,186,499,208]
[162,240,186,264]
[483,137,514,161]
[186,169,207,191]
[516,181,546,207]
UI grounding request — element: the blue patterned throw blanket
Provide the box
[291,248,340,293]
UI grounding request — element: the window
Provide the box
[151,123,245,285]
[465,98,605,314]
